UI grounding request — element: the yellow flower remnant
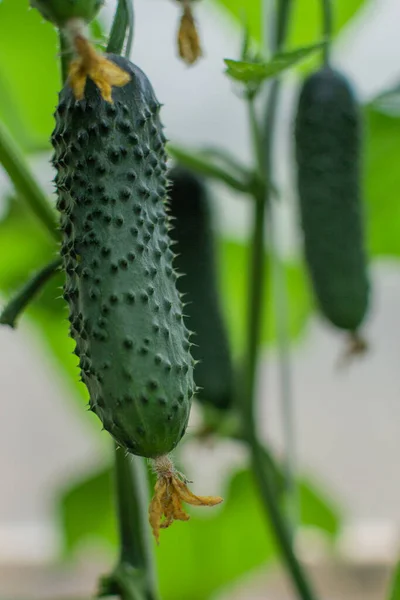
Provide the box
[178,1,202,65]
[337,332,369,369]
[149,455,223,543]
[68,35,130,103]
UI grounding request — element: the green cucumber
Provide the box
[52,54,195,458]
[169,167,234,410]
[30,0,103,25]
[294,67,370,332]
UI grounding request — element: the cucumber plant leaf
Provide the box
[224,42,326,85]
[387,560,400,600]
[365,107,400,257]
[57,458,340,599]
[213,0,367,47]
[218,238,312,355]
[371,84,400,118]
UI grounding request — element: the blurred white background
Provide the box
[2,0,400,567]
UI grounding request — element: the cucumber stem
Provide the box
[100,448,159,600]
[168,143,253,193]
[59,30,73,84]
[107,0,135,57]
[321,0,333,65]
[241,0,318,599]
[0,120,59,241]
[0,258,61,328]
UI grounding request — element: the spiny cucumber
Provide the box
[169,167,234,410]
[52,54,195,459]
[294,67,370,333]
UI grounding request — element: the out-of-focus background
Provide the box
[2,0,400,598]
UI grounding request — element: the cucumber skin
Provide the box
[52,55,194,458]
[295,67,370,331]
[30,0,103,24]
[169,167,234,410]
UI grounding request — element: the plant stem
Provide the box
[59,30,73,84]
[267,0,299,534]
[268,204,299,531]
[251,437,316,600]
[168,143,252,193]
[100,448,159,600]
[0,258,61,328]
[243,109,267,434]
[0,120,58,240]
[115,451,154,579]
[321,0,333,65]
[241,0,318,598]
[107,0,135,57]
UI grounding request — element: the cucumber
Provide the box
[30,0,103,25]
[294,67,370,332]
[168,167,234,409]
[52,54,195,458]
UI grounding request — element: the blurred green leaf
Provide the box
[0,198,55,292]
[224,42,325,84]
[371,83,400,118]
[59,465,276,599]
[214,0,366,48]
[59,465,117,555]
[365,107,400,256]
[0,198,92,408]
[0,0,59,150]
[219,238,312,355]
[157,468,276,600]
[290,0,365,48]
[387,560,400,600]
[58,457,340,600]
[299,477,339,537]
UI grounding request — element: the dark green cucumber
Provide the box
[52,55,195,458]
[31,0,103,24]
[168,167,234,410]
[294,67,370,331]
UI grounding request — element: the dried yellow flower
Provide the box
[68,35,130,102]
[149,455,223,543]
[178,1,202,65]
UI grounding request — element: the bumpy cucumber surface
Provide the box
[295,67,370,331]
[169,167,234,410]
[31,0,103,24]
[52,55,195,458]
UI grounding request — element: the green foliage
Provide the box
[59,464,117,555]
[58,462,340,600]
[0,198,55,292]
[299,478,339,537]
[214,0,366,47]
[0,198,92,409]
[387,560,400,600]
[371,84,400,118]
[0,0,59,149]
[224,42,326,85]
[365,107,400,257]
[219,239,312,355]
